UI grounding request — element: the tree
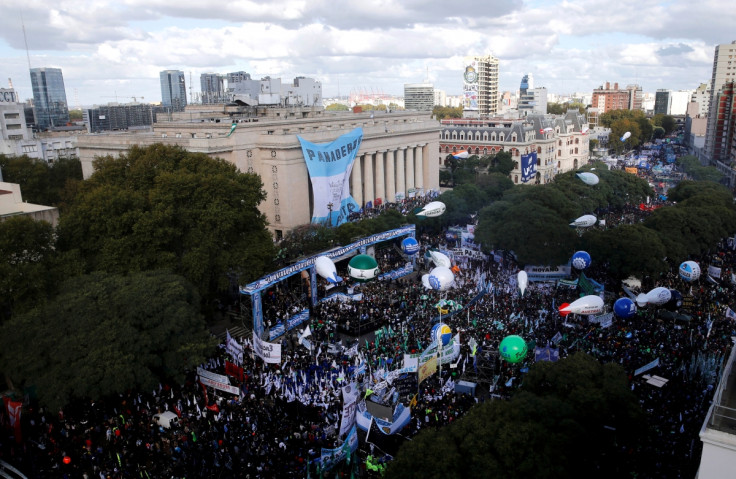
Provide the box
[488,151,514,176]
[0,155,83,209]
[583,224,668,282]
[0,270,217,410]
[0,216,83,321]
[432,106,463,121]
[325,103,350,111]
[387,353,644,479]
[57,144,275,310]
[652,114,677,135]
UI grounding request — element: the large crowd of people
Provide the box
[2,151,735,478]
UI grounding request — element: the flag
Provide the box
[726,307,736,321]
[505,377,515,387]
[299,326,312,345]
[227,122,237,137]
[408,394,418,409]
[452,150,469,159]
[3,397,22,443]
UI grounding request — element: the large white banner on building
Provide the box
[339,382,359,438]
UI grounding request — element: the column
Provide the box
[363,153,374,207]
[351,154,362,206]
[375,151,385,204]
[405,146,415,192]
[396,148,405,199]
[385,149,396,202]
[414,146,423,191]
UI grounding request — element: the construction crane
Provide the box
[101,94,145,103]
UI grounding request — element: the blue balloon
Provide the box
[614,297,637,318]
[431,323,452,346]
[401,237,420,255]
[571,251,592,270]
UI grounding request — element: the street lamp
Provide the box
[326,202,334,226]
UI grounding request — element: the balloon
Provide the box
[559,295,604,315]
[664,289,683,311]
[569,214,597,228]
[63,456,72,465]
[571,251,592,270]
[401,237,420,255]
[430,251,452,268]
[416,201,446,218]
[518,270,528,296]
[558,302,571,317]
[678,261,701,282]
[348,254,379,283]
[621,131,631,141]
[425,266,455,291]
[431,323,452,346]
[636,293,649,308]
[576,172,599,186]
[499,335,528,363]
[645,287,671,306]
[314,256,342,284]
[421,274,431,289]
[613,297,637,318]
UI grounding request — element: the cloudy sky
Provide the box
[0,0,733,107]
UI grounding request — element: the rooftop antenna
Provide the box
[21,10,32,70]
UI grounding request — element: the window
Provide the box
[275,230,283,241]
[267,130,274,135]
[6,124,21,129]
[4,113,19,119]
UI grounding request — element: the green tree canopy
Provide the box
[432,106,463,121]
[583,223,668,281]
[0,270,217,410]
[0,155,83,210]
[57,144,274,308]
[387,353,644,479]
[652,114,677,135]
[325,103,350,111]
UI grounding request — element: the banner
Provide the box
[3,397,22,443]
[298,128,363,226]
[521,152,537,183]
[226,330,244,365]
[199,376,240,395]
[635,357,660,376]
[708,265,722,279]
[378,262,414,281]
[524,264,571,282]
[253,332,282,364]
[339,383,359,438]
[320,424,359,471]
[269,309,310,340]
[418,356,437,384]
[197,367,230,385]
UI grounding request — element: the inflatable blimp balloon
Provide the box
[348,254,379,283]
[425,266,455,291]
[645,287,671,306]
[518,270,528,296]
[678,261,701,282]
[664,289,683,311]
[636,293,649,308]
[571,251,592,270]
[614,297,637,318]
[431,323,453,346]
[499,335,528,363]
[569,215,597,228]
[401,237,420,255]
[576,172,600,186]
[558,295,604,316]
[416,201,446,218]
[314,256,342,284]
[430,251,452,269]
[621,131,631,141]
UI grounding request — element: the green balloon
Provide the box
[348,254,379,283]
[499,335,527,363]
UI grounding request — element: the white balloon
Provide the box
[421,274,431,289]
[416,201,446,218]
[569,214,597,228]
[636,293,649,308]
[430,251,452,268]
[518,270,528,296]
[559,295,604,315]
[576,172,600,186]
[621,131,631,141]
[425,266,455,291]
[645,287,671,306]
[315,256,342,284]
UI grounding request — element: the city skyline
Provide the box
[0,0,733,107]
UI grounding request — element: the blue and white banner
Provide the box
[269,309,310,341]
[378,262,414,281]
[298,128,363,226]
[320,424,359,470]
[321,292,364,303]
[521,152,537,183]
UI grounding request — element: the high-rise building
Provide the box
[654,90,672,115]
[462,55,499,118]
[29,67,69,130]
[625,84,643,111]
[160,70,187,111]
[404,83,435,111]
[518,75,547,116]
[520,73,533,93]
[200,73,225,104]
[704,41,736,163]
[691,83,711,117]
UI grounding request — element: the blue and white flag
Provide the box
[520,152,537,183]
[298,128,363,226]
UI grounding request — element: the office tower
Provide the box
[691,83,711,117]
[200,73,225,104]
[29,67,69,130]
[518,74,547,116]
[654,90,671,115]
[626,84,643,111]
[404,83,434,111]
[463,55,499,118]
[160,70,187,111]
[704,41,736,163]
